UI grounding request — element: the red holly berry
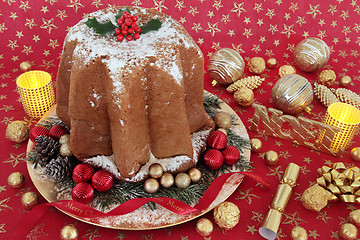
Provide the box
[128,27,134,34]
[222,145,241,165]
[135,27,141,33]
[121,24,128,31]
[71,182,94,204]
[117,19,124,26]
[208,130,228,150]
[72,163,94,183]
[125,17,132,26]
[122,30,128,35]
[115,28,121,35]
[131,22,137,29]
[29,125,49,142]
[132,15,138,22]
[133,32,140,40]
[92,170,114,192]
[117,34,124,41]
[126,34,133,41]
[122,11,129,17]
[203,149,223,170]
[49,125,69,140]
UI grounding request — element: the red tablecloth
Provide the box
[1,0,360,239]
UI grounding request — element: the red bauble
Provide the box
[208,130,228,150]
[92,170,114,192]
[29,125,49,142]
[203,149,223,170]
[71,182,94,204]
[49,125,69,140]
[222,145,241,165]
[72,163,94,183]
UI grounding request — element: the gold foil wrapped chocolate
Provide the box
[349,209,360,227]
[339,223,358,240]
[291,226,308,240]
[5,121,30,143]
[207,48,245,85]
[213,202,240,230]
[196,218,213,237]
[301,184,328,212]
[260,163,300,240]
[294,37,330,72]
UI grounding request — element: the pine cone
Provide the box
[226,76,265,93]
[35,135,60,165]
[45,156,72,181]
[332,88,360,109]
[314,83,340,107]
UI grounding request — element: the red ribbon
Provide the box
[10,171,268,239]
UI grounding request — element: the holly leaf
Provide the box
[140,19,162,34]
[85,17,117,36]
[115,7,131,21]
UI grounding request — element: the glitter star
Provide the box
[56,10,68,21]
[205,22,220,37]
[40,18,58,34]
[227,29,235,37]
[188,6,199,16]
[231,2,246,17]
[289,2,299,12]
[207,11,214,18]
[236,188,260,204]
[308,229,320,239]
[282,211,306,226]
[152,0,168,12]
[281,24,296,38]
[212,0,223,11]
[231,43,245,53]
[25,18,37,29]
[316,211,332,223]
[268,24,278,34]
[307,4,322,19]
[91,0,103,8]
[192,23,202,32]
[0,23,7,33]
[251,211,264,223]
[0,186,6,194]
[19,1,31,12]
[243,28,253,38]
[247,225,257,234]
[328,5,338,15]
[175,0,185,11]
[67,0,84,13]
[9,12,18,20]
[221,14,230,24]
[266,9,275,19]
[41,6,49,13]
[303,157,312,164]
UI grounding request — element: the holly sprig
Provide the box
[85,7,162,38]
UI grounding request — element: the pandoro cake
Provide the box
[56,6,214,181]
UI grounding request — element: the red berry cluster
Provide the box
[115,11,141,42]
[203,130,241,170]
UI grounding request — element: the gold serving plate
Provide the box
[27,92,250,230]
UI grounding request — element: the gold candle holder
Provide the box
[16,70,55,119]
[321,102,360,152]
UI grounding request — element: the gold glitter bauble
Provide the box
[213,202,240,230]
[340,76,352,87]
[251,138,262,153]
[160,173,174,188]
[60,224,79,240]
[350,147,360,162]
[8,172,25,189]
[20,61,32,72]
[278,65,296,78]
[207,48,245,85]
[144,178,159,194]
[21,191,39,210]
[267,58,278,69]
[175,173,191,189]
[339,223,358,240]
[59,134,71,145]
[148,163,164,179]
[213,111,232,130]
[5,121,29,143]
[196,218,213,237]
[318,69,336,86]
[188,168,202,183]
[291,226,308,240]
[349,209,360,227]
[265,150,279,166]
[301,184,328,212]
[248,57,266,75]
[234,87,254,107]
[60,143,73,157]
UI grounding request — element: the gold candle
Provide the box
[16,70,55,119]
[321,102,360,152]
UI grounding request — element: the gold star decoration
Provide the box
[83,228,102,239]
[0,198,12,212]
[205,22,220,37]
[152,0,168,12]
[115,231,126,240]
[308,229,320,239]
[307,4,322,19]
[231,2,246,17]
[175,0,185,11]
[91,0,103,8]
[316,211,332,223]
[236,188,261,204]
[67,0,84,13]
[25,18,37,29]
[26,223,48,240]
[282,211,306,226]
[0,223,5,233]
[0,186,6,194]
[251,211,264,223]
[40,18,58,34]
[19,1,31,12]
[4,153,26,167]
[246,225,257,234]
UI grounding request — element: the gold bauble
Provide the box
[213,111,232,130]
[272,74,313,115]
[213,202,240,230]
[5,121,30,143]
[21,191,39,210]
[278,65,296,78]
[350,147,360,162]
[188,168,202,183]
[160,173,174,188]
[8,172,25,189]
[217,128,228,136]
[251,138,262,153]
[267,58,278,69]
[265,150,279,166]
[207,48,245,85]
[20,61,32,72]
[318,69,336,86]
[291,226,308,240]
[60,143,73,157]
[339,223,358,240]
[294,37,330,72]
[340,76,352,87]
[148,163,164,179]
[349,209,360,227]
[59,134,71,145]
[248,57,266,75]
[60,224,79,240]
[175,173,191,189]
[144,178,159,194]
[234,87,254,107]
[196,218,213,237]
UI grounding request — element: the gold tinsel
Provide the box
[331,88,360,109]
[226,75,265,93]
[314,83,340,107]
